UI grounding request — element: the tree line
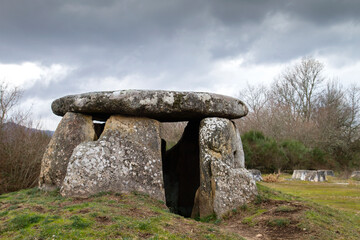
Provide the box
[237,57,360,173]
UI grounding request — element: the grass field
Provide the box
[261,175,360,213]
[1,179,360,239]
[0,189,243,240]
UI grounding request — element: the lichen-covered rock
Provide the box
[51,90,248,121]
[248,169,263,181]
[60,115,165,201]
[39,112,96,190]
[196,117,257,218]
[292,170,326,182]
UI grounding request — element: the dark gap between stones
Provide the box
[93,119,106,140]
[162,120,201,218]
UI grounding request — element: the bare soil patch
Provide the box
[221,200,310,240]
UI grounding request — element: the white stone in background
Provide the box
[292,170,326,182]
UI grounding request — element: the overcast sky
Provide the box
[1,0,360,130]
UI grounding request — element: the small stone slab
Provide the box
[51,90,248,121]
[292,170,326,182]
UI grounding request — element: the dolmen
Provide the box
[292,170,334,182]
[39,90,257,218]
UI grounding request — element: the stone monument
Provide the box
[39,90,257,218]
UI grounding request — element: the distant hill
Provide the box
[2,122,54,136]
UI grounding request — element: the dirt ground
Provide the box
[220,200,310,240]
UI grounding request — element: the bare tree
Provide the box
[0,81,50,194]
[272,57,324,122]
[0,81,22,127]
[237,83,270,133]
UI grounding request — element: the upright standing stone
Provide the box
[195,117,257,218]
[60,115,165,201]
[39,112,96,190]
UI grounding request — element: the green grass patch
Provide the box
[9,213,44,230]
[262,180,360,212]
[267,217,291,227]
[0,188,245,239]
[68,215,92,229]
[241,208,267,226]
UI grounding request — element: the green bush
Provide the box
[242,130,332,172]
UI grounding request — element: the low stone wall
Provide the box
[292,170,326,182]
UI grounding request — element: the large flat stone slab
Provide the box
[51,90,248,121]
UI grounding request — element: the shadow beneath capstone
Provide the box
[161,120,200,218]
[93,118,108,140]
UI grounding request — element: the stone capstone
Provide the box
[194,117,257,218]
[292,170,326,182]
[51,90,248,122]
[39,112,96,190]
[60,115,165,201]
[248,169,263,182]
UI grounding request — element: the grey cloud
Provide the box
[1,0,360,102]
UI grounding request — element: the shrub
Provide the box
[262,174,281,183]
[0,123,50,194]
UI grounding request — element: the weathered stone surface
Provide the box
[51,90,248,121]
[39,112,96,190]
[162,120,200,217]
[248,169,263,181]
[292,170,326,182]
[350,171,360,180]
[60,115,165,201]
[196,117,257,218]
